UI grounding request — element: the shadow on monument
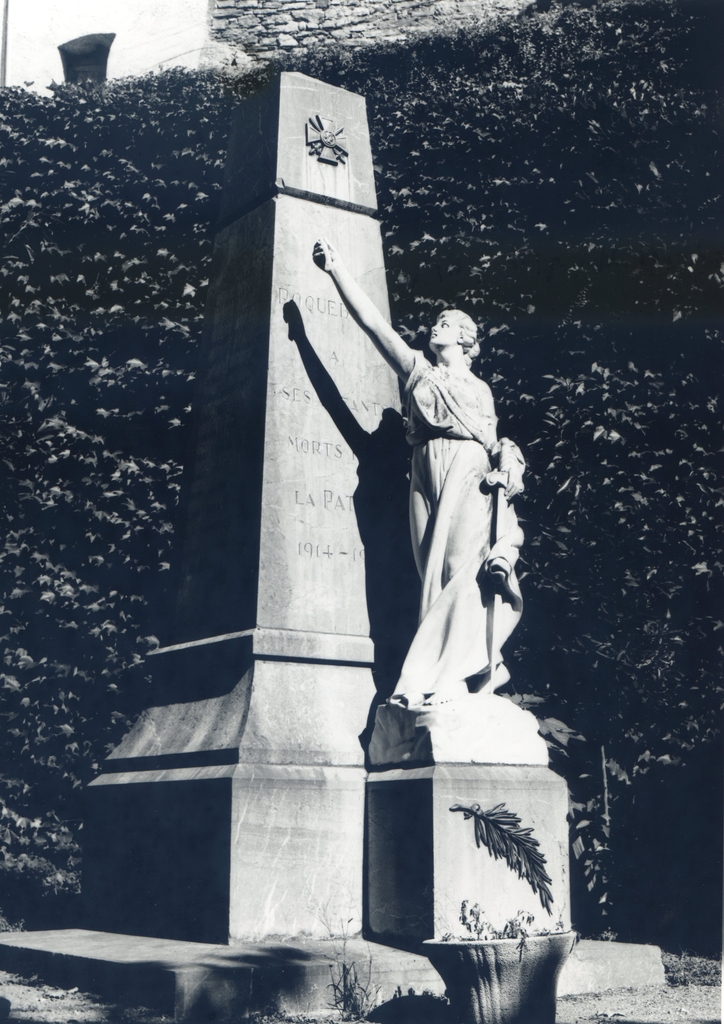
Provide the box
[282,300,419,721]
[82,776,233,943]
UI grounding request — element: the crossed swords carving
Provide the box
[306,115,348,166]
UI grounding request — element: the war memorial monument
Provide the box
[5,70,672,1024]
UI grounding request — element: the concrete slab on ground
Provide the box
[0,930,665,1021]
[558,939,665,995]
[0,930,440,1019]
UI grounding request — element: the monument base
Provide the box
[84,762,368,944]
[0,930,665,1022]
[82,628,378,945]
[368,694,549,767]
[365,765,570,952]
[0,930,445,1021]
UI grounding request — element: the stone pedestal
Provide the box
[83,73,402,945]
[84,762,368,943]
[368,694,550,768]
[365,765,571,951]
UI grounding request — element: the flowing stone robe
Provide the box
[392,353,524,703]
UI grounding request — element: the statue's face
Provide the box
[430,314,463,351]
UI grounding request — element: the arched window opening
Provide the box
[58,33,115,84]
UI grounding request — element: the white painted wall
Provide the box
[4,0,218,94]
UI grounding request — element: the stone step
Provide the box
[558,939,665,995]
[0,930,444,1020]
[0,931,664,1021]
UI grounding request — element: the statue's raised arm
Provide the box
[313,237,416,383]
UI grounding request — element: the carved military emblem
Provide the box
[305,115,348,166]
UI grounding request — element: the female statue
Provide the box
[313,238,525,709]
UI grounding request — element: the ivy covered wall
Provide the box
[0,0,721,951]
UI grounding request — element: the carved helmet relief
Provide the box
[306,115,349,165]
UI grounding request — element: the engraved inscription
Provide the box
[341,396,382,416]
[277,287,350,318]
[323,489,354,511]
[294,490,354,511]
[298,542,364,560]
[270,383,312,403]
[289,435,344,459]
[270,379,380,422]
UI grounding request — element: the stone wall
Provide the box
[6,0,535,92]
[210,0,532,58]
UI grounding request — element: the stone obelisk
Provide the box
[82,73,400,945]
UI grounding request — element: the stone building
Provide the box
[1,0,530,94]
[1,0,220,94]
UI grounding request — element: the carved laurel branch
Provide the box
[450,802,554,914]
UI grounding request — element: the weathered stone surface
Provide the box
[104,656,375,767]
[229,764,367,939]
[237,663,373,765]
[368,694,549,768]
[176,78,397,646]
[366,765,571,950]
[557,939,666,995]
[83,73,398,949]
[85,764,368,942]
[220,73,378,226]
[256,196,398,639]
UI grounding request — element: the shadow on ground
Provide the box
[369,993,451,1024]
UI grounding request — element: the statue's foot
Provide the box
[387,691,428,709]
[388,679,470,708]
[421,678,470,706]
[421,692,457,706]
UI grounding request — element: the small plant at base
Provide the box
[328,956,380,1019]
[321,910,380,1019]
[460,900,496,940]
[441,903,567,942]
[500,911,535,940]
[536,916,569,937]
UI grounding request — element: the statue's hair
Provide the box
[436,309,480,366]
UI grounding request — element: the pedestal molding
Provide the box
[216,183,379,234]
[149,625,375,666]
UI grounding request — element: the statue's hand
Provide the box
[487,555,512,584]
[486,554,522,612]
[313,236,339,273]
[497,438,525,500]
